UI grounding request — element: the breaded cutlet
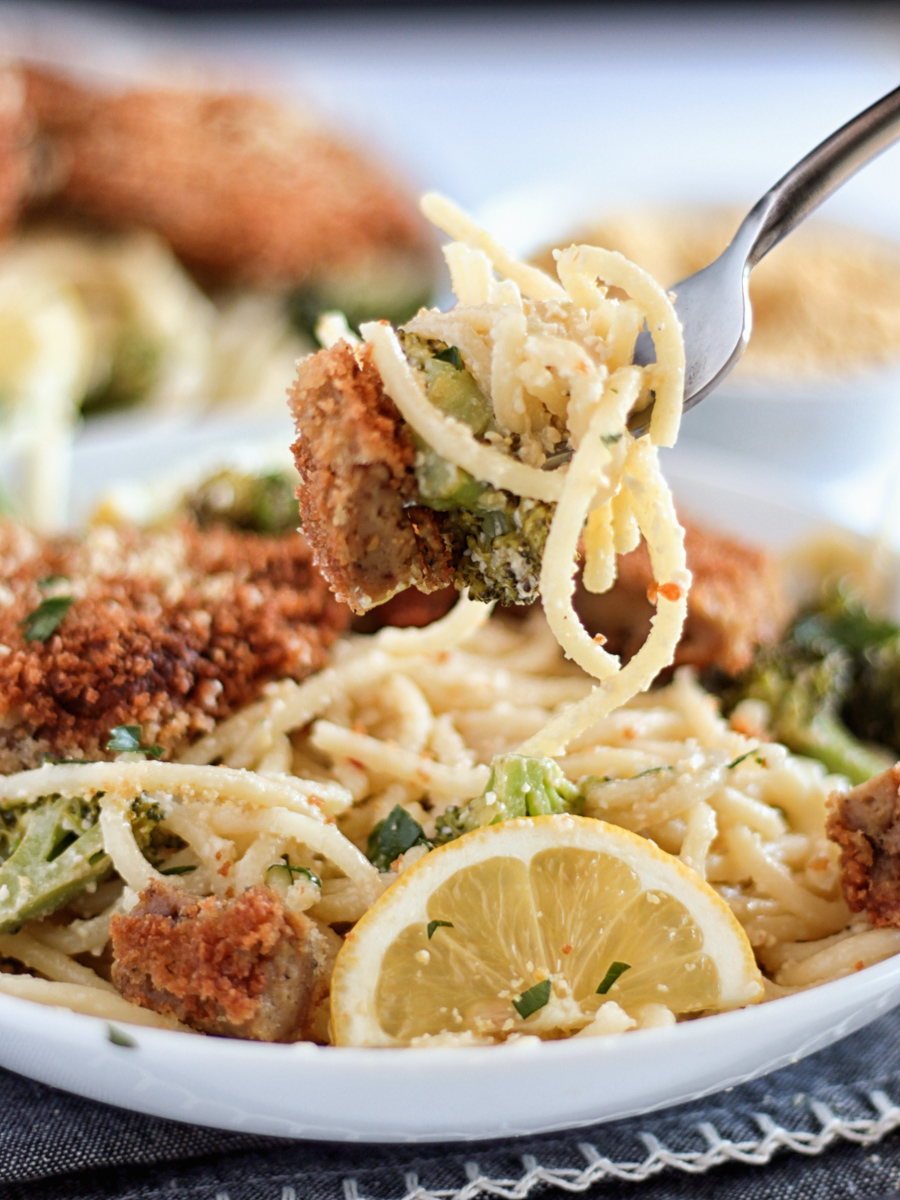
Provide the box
[828,764,900,928]
[288,340,454,613]
[574,518,789,677]
[0,518,348,772]
[19,65,436,296]
[111,881,333,1041]
[288,341,788,675]
[0,66,31,238]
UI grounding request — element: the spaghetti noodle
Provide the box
[0,200,885,1041]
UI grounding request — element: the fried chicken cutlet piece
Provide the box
[289,340,454,613]
[828,765,900,927]
[0,518,348,772]
[289,337,785,670]
[20,65,436,305]
[110,882,334,1041]
[0,65,31,238]
[574,519,789,676]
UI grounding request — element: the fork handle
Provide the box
[736,82,900,269]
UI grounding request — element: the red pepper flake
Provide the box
[348,757,365,771]
[562,944,573,955]
[593,633,607,645]
[658,582,683,603]
[855,961,865,972]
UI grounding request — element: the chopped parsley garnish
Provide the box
[513,978,552,1020]
[39,753,92,766]
[596,961,631,995]
[633,766,670,779]
[366,805,431,872]
[106,1024,137,1048]
[22,595,73,642]
[106,725,165,758]
[159,864,197,876]
[432,345,463,370]
[602,433,623,445]
[275,856,321,887]
[727,749,764,769]
[426,919,454,939]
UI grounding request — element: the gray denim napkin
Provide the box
[4,1005,900,1199]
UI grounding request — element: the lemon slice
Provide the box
[331,815,763,1046]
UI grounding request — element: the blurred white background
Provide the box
[4,2,900,533]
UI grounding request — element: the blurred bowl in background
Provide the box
[481,182,900,478]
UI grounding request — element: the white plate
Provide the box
[0,426,893,1142]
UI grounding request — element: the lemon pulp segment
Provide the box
[331,816,763,1046]
[374,848,719,1041]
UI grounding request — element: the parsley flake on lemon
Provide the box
[330,815,763,1046]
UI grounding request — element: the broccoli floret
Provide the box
[793,587,900,759]
[184,469,300,535]
[287,273,434,339]
[402,334,555,605]
[129,795,186,866]
[82,329,161,416]
[718,614,891,784]
[0,795,110,932]
[436,755,582,842]
[845,641,900,756]
[449,495,553,606]
[0,793,183,933]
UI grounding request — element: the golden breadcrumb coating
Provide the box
[0,518,348,772]
[110,882,333,1041]
[0,65,31,237]
[20,64,436,293]
[828,764,900,928]
[289,340,454,614]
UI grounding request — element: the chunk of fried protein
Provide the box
[21,65,436,298]
[0,65,31,237]
[0,518,349,772]
[575,518,789,677]
[828,763,900,927]
[110,882,333,1041]
[289,341,454,613]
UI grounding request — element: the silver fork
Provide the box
[629,82,900,437]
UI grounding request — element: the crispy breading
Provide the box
[20,65,436,293]
[289,340,454,614]
[827,765,900,927]
[0,65,31,238]
[575,518,789,676]
[288,343,786,662]
[0,518,348,772]
[110,882,333,1041]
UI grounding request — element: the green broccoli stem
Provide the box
[717,585,900,784]
[0,797,110,932]
[780,709,891,786]
[436,755,581,841]
[402,332,555,606]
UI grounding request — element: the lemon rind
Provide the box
[330,814,764,1047]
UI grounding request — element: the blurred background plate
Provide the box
[480,175,900,481]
